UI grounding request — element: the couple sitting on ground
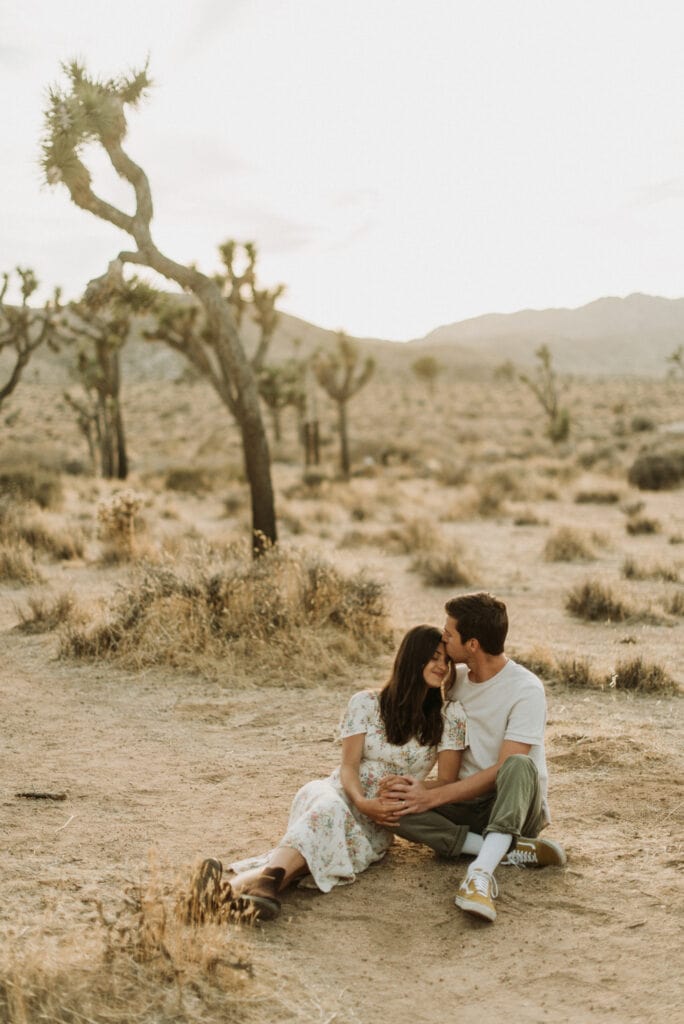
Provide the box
[188,592,566,925]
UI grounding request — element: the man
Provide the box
[383,592,566,922]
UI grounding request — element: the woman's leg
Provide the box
[231,846,307,895]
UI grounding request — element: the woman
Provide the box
[187,625,467,923]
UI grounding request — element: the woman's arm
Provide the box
[339,734,402,827]
[422,748,462,788]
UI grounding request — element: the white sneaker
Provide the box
[454,868,498,922]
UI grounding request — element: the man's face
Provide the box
[442,615,468,663]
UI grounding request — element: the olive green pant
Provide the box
[395,754,545,858]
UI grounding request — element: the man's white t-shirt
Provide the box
[446,658,550,822]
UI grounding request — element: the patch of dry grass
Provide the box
[565,580,633,622]
[0,541,43,586]
[410,540,477,588]
[15,590,84,634]
[622,557,680,583]
[0,871,348,1024]
[611,657,679,695]
[60,543,392,681]
[543,526,600,562]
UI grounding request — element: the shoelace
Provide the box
[467,869,498,899]
[506,848,537,866]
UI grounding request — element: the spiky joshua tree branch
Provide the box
[0,268,61,408]
[41,61,277,552]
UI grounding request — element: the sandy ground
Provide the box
[1,534,682,1024]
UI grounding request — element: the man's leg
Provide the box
[455,755,565,923]
[395,796,493,858]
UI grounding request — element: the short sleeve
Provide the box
[504,686,546,745]
[438,699,468,751]
[338,690,377,740]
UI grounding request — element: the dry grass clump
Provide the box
[60,543,391,680]
[410,540,477,588]
[0,875,342,1024]
[622,557,679,583]
[376,516,435,555]
[626,514,661,536]
[565,580,633,622]
[0,501,85,561]
[0,459,63,509]
[543,526,599,562]
[15,590,83,633]
[164,466,215,494]
[662,589,684,616]
[611,657,679,695]
[513,649,604,689]
[574,488,621,504]
[513,508,547,526]
[0,541,43,585]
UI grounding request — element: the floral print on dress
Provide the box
[230,689,467,893]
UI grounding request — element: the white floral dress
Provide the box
[229,690,468,892]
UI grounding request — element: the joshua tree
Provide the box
[41,61,277,552]
[519,344,570,443]
[60,279,150,478]
[314,332,375,479]
[0,267,61,409]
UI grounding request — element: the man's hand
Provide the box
[378,774,412,794]
[382,777,436,816]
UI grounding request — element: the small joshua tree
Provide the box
[41,61,277,553]
[60,279,151,478]
[315,332,375,479]
[257,358,305,443]
[0,267,61,409]
[519,344,570,443]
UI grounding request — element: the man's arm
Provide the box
[386,740,531,816]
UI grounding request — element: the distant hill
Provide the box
[11,292,683,386]
[411,293,684,377]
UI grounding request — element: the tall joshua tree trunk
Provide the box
[41,62,276,552]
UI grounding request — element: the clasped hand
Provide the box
[377,774,433,816]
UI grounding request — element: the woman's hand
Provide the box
[359,795,404,828]
[378,774,412,793]
[384,777,436,816]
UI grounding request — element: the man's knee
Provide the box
[496,753,538,785]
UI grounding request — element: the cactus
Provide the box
[41,61,277,554]
[314,332,375,479]
[0,268,61,409]
[518,344,570,443]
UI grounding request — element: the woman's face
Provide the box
[423,641,449,689]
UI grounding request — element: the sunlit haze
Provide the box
[2,0,684,339]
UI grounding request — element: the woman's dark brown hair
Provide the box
[379,625,446,747]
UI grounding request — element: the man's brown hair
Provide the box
[445,592,508,655]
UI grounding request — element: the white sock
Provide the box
[468,832,513,877]
[461,832,484,856]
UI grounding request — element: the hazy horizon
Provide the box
[2,0,684,340]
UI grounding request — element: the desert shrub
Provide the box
[410,543,476,587]
[622,557,679,582]
[555,657,605,689]
[574,489,621,505]
[0,461,62,508]
[565,580,632,622]
[437,461,471,487]
[0,541,43,585]
[626,515,661,536]
[15,511,85,560]
[543,526,597,562]
[60,544,391,680]
[15,590,82,633]
[611,657,679,695]
[627,450,684,490]
[377,517,435,555]
[164,466,214,494]
[630,415,656,433]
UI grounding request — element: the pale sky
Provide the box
[2,0,684,340]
